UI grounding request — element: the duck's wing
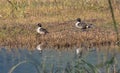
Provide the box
[40,28,49,33]
[78,22,87,29]
[81,21,87,26]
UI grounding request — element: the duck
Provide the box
[75,18,93,30]
[36,23,49,35]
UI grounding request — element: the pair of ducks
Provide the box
[37,18,93,35]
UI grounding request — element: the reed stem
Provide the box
[108,0,119,41]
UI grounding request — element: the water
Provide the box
[0,47,120,73]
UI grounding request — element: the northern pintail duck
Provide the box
[36,23,48,35]
[75,18,93,30]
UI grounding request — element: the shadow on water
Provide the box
[0,46,120,73]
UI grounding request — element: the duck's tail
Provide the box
[86,24,93,28]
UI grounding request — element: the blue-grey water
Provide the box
[0,47,120,73]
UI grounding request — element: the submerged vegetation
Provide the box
[6,47,119,73]
[0,0,120,49]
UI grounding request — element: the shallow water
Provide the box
[0,47,120,73]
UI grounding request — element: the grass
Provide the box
[0,0,120,49]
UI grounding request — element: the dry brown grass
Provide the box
[0,21,118,50]
[0,0,120,50]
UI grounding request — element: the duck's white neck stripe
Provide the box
[75,22,82,28]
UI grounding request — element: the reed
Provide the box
[107,0,120,46]
[8,60,41,73]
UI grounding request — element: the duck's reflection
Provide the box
[75,48,83,58]
[75,46,96,59]
[36,42,47,54]
[36,44,42,53]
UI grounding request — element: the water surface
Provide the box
[0,47,120,73]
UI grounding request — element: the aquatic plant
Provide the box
[8,60,40,73]
[8,49,119,73]
[65,59,100,73]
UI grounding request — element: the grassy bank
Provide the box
[0,0,120,49]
